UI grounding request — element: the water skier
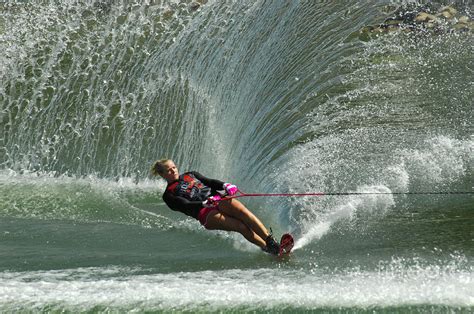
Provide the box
[151,159,281,255]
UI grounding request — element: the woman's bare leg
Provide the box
[205,211,266,249]
[217,199,270,241]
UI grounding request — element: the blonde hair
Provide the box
[150,159,172,176]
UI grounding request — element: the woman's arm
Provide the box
[191,171,225,191]
[163,191,203,212]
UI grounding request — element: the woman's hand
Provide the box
[224,183,238,196]
[202,195,222,207]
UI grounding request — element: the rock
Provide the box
[386,25,400,32]
[356,27,373,41]
[439,11,454,19]
[380,5,399,14]
[385,19,404,26]
[439,6,457,16]
[189,2,201,11]
[162,9,174,20]
[372,27,384,34]
[452,23,469,31]
[415,12,437,23]
[458,16,470,24]
[359,26,373,34]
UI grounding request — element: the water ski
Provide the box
[278,233,294,256]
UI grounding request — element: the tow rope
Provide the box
[222,190,474,201]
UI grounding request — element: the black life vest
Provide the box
[166,172,212,202]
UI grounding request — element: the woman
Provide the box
[151,159,280,255]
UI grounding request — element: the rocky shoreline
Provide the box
[359,5,473,40]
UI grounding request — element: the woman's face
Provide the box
[161,160,179,182]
